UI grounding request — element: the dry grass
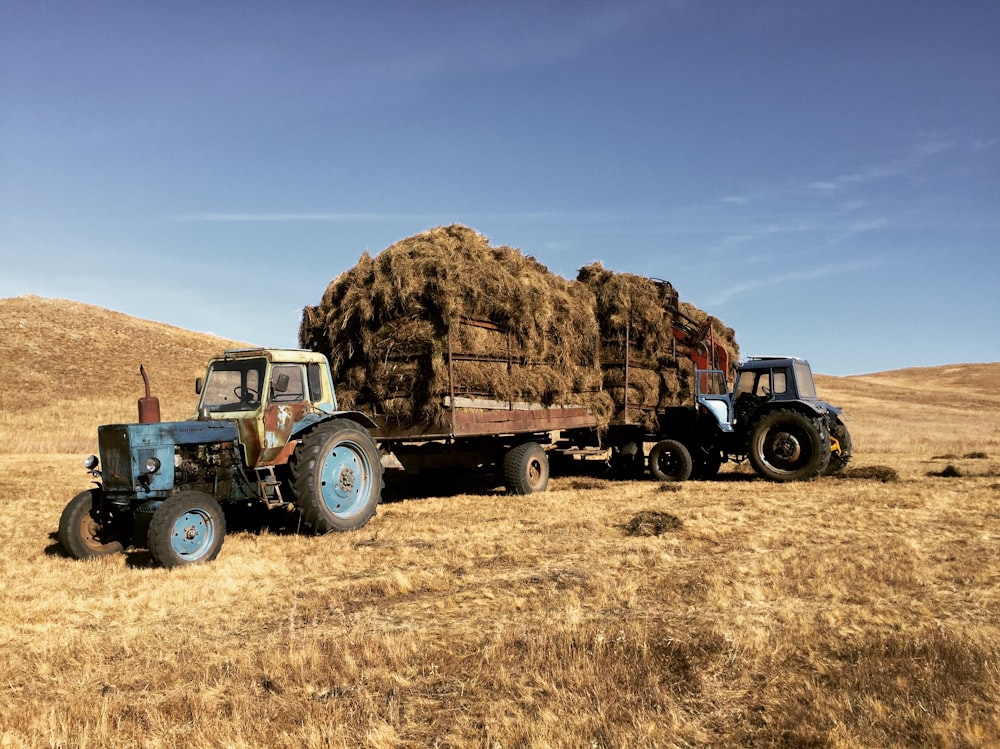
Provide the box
[2,297,999,747]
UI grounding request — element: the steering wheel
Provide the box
[234,386,258,402]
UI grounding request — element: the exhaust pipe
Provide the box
[138,364,161,423]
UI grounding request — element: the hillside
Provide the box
[2,294,998,458]
[816,364,1000,455]
[0,295,248,452]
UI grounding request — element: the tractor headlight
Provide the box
[84,455,99,470]
[145,457,162,474]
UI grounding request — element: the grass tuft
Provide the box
[623,510,683,536]
[840,465,899,482]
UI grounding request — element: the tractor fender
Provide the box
[291,410,378,439]
[758,399,828,419]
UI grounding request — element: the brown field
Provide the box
[2,296,999,748]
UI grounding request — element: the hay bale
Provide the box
[301,225,604,427]
[302,225,739,433]
[577,262,739,429]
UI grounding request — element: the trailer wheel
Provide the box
[649,440,693,482]
[292,419,383,533]
[749,409,830,482]
[58,489,126,559]
[148,491,226,568]
[504,442,549,494]
[824,420,853,476]
[610,441,646,479]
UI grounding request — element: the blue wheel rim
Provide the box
[318,439,373,519]
[170,508,217,561]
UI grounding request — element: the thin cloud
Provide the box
[174,212,416,223]
[473,2,667,73]
[172,210,564,223]
[706,258,886,306]
[806,139,957,194]
[721,194,752,206]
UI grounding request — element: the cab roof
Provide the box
[740,356,809,371]
[217,348,329,365]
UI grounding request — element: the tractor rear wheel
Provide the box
[503,442,549,494]
[58,489,126,559]
[148,491,226,568]
[749,409,830,482]
[649,439,693,482]
[292,419,383,533]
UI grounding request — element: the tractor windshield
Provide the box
[794,360,818,399]
[199,358,267,412]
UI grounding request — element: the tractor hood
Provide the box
[97,420,240,496]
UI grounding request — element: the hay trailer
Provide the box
[59,349,385,568]
[369,316,602,493]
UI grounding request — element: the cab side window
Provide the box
[307,363,324,402]
[270,364,306,402]
[771,370,787,394]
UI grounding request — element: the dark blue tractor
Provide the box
[649,356,851,482]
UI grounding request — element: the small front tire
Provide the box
[649,440,693,482]
[58,489,125,559]
[148,491,226,568]
[824,420,853,476]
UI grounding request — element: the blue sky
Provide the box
[2,0,997,376]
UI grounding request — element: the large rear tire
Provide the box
[292,419,383,533]
[503,442,549,494]
[749,409,830,482]
[649,439,693,482]
[148,491,226,568]
[58,489,126,559]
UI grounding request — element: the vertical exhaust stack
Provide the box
[138,364,161,423]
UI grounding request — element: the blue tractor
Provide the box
[648,356,851,482]
[58,349,384,568]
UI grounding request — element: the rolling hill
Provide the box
[0,295,247,451]
[2,294,997,457]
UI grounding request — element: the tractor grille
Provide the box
[99,425,135,491]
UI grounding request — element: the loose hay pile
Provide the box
[300,225,739,431]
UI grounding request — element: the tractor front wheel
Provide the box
[749,409,830,482]
[649,440,693,482]
[824,420,853,476]
[148,491,226,568]
[292,419,383,533]
[58,489,126,559]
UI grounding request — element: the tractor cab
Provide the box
[695,357,827,430]
[195,349,341,467]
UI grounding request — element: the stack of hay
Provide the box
[577,263,739,428]
[300,225,611,428]
[300,225,738,432]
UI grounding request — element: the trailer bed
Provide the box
[373,397,598,442]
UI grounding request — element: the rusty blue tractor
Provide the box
[58,349,383,568]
